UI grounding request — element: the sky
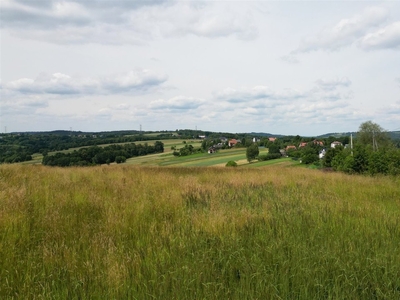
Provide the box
[1,0,400,136]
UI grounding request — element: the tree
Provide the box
[115,156,126,164]
[154,141,164,153]
[322,146,343,167]
[246,144,259,162]
[267,143,280,155]
[357,121,390,151]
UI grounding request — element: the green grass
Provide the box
[126,147,273,167]
[1,164,400,299]
[19,139,203,166]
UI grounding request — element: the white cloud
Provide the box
[3,70,167,96]
[149,96,205,111]
[209,79,354,125]
[280,55,299,64]
[295,6,388,52]
[2,1,258,44]
[0,98,48,116]
[114,103,130,110]
[358,22,400,50]
[315,77,352,90]
[216,86,275,103]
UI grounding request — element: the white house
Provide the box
[330,141,343,148]
[319,149,326,159]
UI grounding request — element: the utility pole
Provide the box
[372,131,378,151]
[350,134,353,156]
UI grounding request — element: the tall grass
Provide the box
[1,165,400,299]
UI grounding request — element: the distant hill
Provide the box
[249,132,286,138]
[388,131,400,140]
[316,132,356,139]
[7,129,400,141]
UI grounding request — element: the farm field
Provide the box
[22,138,295,168]
[125,147,277,167]
[1,164,400,299]
[20,139,203,165]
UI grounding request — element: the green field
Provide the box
[26,139,293,168]
[125,146,290,167]
[1,164,400,299]
[21,139,204,166]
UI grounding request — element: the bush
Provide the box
[225,160,237,167]
[258,153,282,161]
[115,156,126,164]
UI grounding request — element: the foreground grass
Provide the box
[1,165,400,299]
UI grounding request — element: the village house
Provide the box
[319,149,326,159]
[330,141,343,148]
[228,139,239,147]
[313,140,324,146]
[299,142,308,148]
[208,146,217,154]
[299,140,324,148]
[268,137,277,142]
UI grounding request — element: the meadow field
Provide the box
[1,164,400,299]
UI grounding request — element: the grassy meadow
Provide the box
[1,164,400,299]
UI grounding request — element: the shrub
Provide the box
[258,153,282,161]
[115,156,126,164]
[225,160,237,167]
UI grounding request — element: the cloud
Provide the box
[2,1,92,29]
[280,55,299,64]
[315,77,352,90]
[2,1,258,44]
[3,70,167,96]
[0,98,48,116]
[295,6,388,53]
[216,86,275,103]
[208,78,354,124]
[149,96,205,111]
[358,22,400,50]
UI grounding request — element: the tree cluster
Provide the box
[0,132,161,164]
[323,121,400,175]
[42,141,164,167]
[173,144,202,157]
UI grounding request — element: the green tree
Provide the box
[154,141,164,153]
[322,146,343,167]
[225,160,237,167]
[357,121,390,151]
[115,156,126,164]
[246,144,259,162]
[267,143,280,155]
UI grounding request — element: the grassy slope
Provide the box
[20,139,203,165]
[126,147,278,167]
[1,165,400,299]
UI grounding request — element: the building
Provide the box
[330,141,343,148]
[228,139,239,147]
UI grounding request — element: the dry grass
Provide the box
[1,164,400,299]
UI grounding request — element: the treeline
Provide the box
[0,133,164,164]
[0,145,33,163]
[285,121,400,176]
[323,145,400,176]
[42,142,164,167]
[172,144,203,156]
